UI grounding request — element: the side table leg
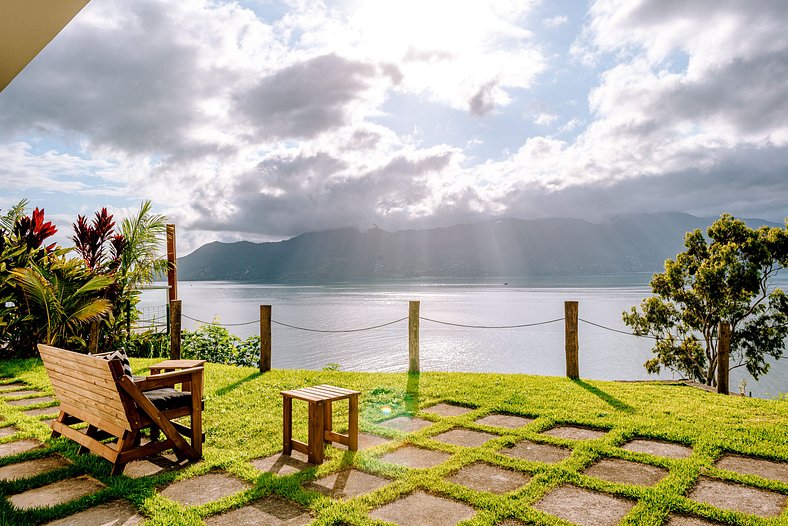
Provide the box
[308,401,325,464]
[348,394,359,451]
[282,396,292,454]
[323,401,333,445]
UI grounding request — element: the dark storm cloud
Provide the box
[188,149,453,237]
[0,0,231,159]
[235,54,378,140]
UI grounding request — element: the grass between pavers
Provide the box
[0,358,784,526]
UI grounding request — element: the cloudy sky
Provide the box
[1,0,787,253]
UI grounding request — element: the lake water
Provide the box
[139,276,788,399]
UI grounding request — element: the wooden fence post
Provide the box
[166,224,178,303]
[260,305,271,373]
[169,299,182,360]
[409,300,420,373]
[88,321,100,354]
[717,321,730,395]
[565,301,579,379]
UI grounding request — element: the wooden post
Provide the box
[565,301,579,379]
[409,300,420,374]
[260,305,271,373]
[717,321,730,395]
[166,224,178,303]
[169,299,182,360]
[88,321,100,354]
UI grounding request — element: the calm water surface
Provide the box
[140,276,788,399]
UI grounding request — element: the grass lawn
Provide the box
[0,357,786,525]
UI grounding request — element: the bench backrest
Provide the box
[38,344,136,434]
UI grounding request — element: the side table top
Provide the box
[281,384,360,402]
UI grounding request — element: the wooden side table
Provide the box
[281,384,360,464]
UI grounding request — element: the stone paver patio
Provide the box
[329,431,391,450]
[370,490,475,526]
[0,382,27,391]
[379,415,433,432]
[686,476,786,517]
[622,439,693,458]
[422,403,473,417]
[542,425,608,441]
[583,457,669,486]
[9,475,105,510]
[0,425,18,438]
[714,453,788,483]
[0,438,43,457]
[160,471,251,506]
[23,407,60,418]
[0,389,42,397]
[447,461,531,494]
[43,499,144,526]
[252,451,312,476]
[475,413,534,429]
[0,455,71,481]
[431,428,497,448]
[305,468,390,498]
[534,485,634,526]
[205,495,311,526]
[379,445,452,468]
[7,395,56,406]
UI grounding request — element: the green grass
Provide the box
[0,357,786,525]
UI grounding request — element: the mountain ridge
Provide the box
[177,213,783,281]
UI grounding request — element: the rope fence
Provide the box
[150,299,785,394]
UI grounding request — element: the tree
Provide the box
[623,214,788,386]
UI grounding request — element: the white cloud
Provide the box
[543,15,568,28]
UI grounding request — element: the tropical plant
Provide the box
[623,214,788,386]
[181,322,260,367]
[10,258,113,348]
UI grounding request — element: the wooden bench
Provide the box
[38,344,204,475]
[281,384,360,464]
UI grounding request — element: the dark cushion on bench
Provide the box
[144,388,192,411]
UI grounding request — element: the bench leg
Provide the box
[282,396,292,455]
[308,401,325,464]
[348,395,359,451]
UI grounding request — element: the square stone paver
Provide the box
[0,455,71,481]
[252,451,312,476]
[665,515,722,526]
[715,454,788,484]
[583,458,669,486]
[329,431,391,450]
[0,426,18,438]
[686,476,786,517]
[422,403,472,417]
[160,472,251,507]
[205,495,311,526]
[0,382,27,391]
[534,485,634,526]
[379,446,451,469]
[499,440,572,463]
[0,389,41,397]
[379,416,433,433]
[23,407,60,418]
[447,462,531,494]
[124,452,188,478]
[541,426,608,441]
[8,396,56,407]
[9,475,105,510]
[475,414,535,429]
[43,499,144,525]
[370,490,475,526]
[305,468,390,499]
[432,428,497,448]
[622,439,692,459]
[0,439,43,457]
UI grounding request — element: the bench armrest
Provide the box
[134,367,204,392]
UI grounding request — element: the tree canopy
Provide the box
[623,214,788,386]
